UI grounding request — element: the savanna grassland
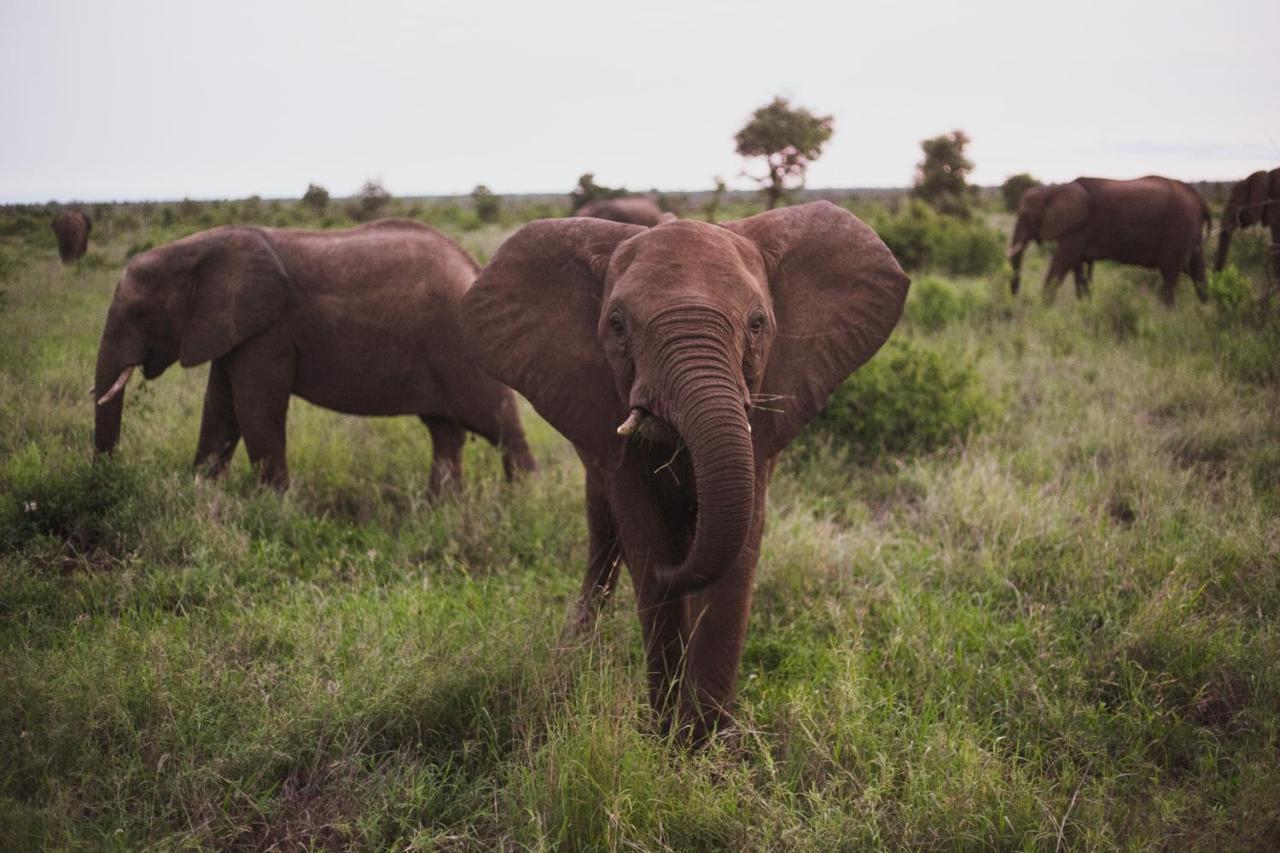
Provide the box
[1,195,1278,850]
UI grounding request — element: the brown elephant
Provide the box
[463,202,908,740]
[574,197,670,226]
[93,219,537,493]
[1008,176,1210,305]
[51,210,92,263]
[1214,167,1280,275]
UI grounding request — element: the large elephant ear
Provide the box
[1040,182,1091,240]
[462,218,643,467]
[179,229,289,367]
[726,201,910,460]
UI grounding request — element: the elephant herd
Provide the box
[79,167,1275,743]
[1008,171,1280,304]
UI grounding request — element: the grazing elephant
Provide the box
[1008,176,1210,305]
[51,211,92,263]
[463,202,909,741]
[574,197,670,226]
[93,219,537,493]
[1214,167,1280,275]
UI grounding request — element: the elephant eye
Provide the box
[608,311,628,342]
[748,313,766,337]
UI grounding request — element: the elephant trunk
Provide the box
[92,309,142,455]
[644,314,757,599]
[1214,222,1234,273]
[1008,241,1026,295]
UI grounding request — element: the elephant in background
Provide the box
[1008,176,1210,305]
[51,210,92,263]
[94,219,537,493]
[1214,167,1279,275]
[463,202,909,741]
[574,197,671,226]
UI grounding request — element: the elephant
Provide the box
[1008,176,1210,305]
[1214,167,1280,276]
[93,219,537,493]
[463,201,909,741]
[51,210,92,263]
[574,197,671,226]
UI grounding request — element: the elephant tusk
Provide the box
[616,409,644,437]
[97,366,135,406]
[1006,242,1025,259]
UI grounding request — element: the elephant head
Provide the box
[1215,169,1277,272]
[463,201,908,596]
[1007,182,1090,294]
[94,228,288,454]
[574,197,668,226]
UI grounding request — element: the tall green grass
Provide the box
[1,208,1278,849]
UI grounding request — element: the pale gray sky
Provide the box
[2,0,1277,202]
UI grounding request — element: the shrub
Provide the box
[870,201,1005,276]
[302,183,330,213]
[1000,173,1040,212]
[801,338,993,461]
[904,275,971,332]
[347,179,391,222]
[471,185,501,224]
[1208,265,1254,324]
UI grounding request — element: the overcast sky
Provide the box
[2,0,1277,203]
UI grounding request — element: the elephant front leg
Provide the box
[226,337,293,490]
[568,470,623,635]
[421,416,466,497]
[194,360,241,477]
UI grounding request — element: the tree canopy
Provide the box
[734,97,834,209]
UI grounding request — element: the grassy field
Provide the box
[2,201,1279,850]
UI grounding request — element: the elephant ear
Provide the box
[726,201,910,460]
[179,229,290,367]
[1040,182,1091,240]
[462,218,644,468]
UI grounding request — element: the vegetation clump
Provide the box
[734,96,834,209]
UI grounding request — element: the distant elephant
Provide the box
[1008,176,1210,305]
[463,202,909,741]
[93,219,537,493]
[574,197,670,226]
[1214,167,1279,275]
[51,211,92,263]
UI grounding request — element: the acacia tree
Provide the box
[734,97,834,209]
[911,130,976,218]
[471,185,500,223]
[569,173,627,212]
[301,183,329,213]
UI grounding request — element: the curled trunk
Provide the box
[645,337,756,599]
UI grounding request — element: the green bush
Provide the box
[1208,265,1254,324]
[1219,322,1280,387]
[801,337,993,461]
[870,201,1004,276]
[904,275,970,332]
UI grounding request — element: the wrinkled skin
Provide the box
[1009,176,1210,305]
[463,202,909,741]
[1214,167,1280,276]
[93,219,536,493]
[51,211,92,263]
[574,197,669,226]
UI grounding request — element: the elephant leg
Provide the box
[1042,251,1075,305]
[1188,248,1208,303]
[225,338,293,490]
[634,591,690,736]
[421,416,466,497]
[1073,263,1090,299]
[569,469,623,633]
[193,360,240,477]
[1157,264,1180,306]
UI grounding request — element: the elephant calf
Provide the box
[93,219,537,492]
[1215,167,1279,277]
[52,210,92,263]
[464,202,909,741]
[1008,175,1210,305]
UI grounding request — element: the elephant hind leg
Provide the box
[1188,248,1208,303]
[195,360,241,477]
[421,416,466,498]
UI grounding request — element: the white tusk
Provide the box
[616,409,644,436]
[1006,242,1025,259]
[97,366,135,406]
